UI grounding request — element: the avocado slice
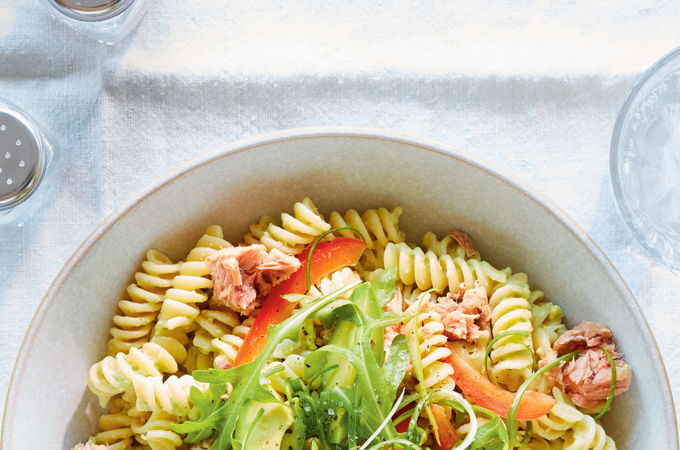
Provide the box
[234,400,294,449]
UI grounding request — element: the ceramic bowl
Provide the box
[2,128,677,449]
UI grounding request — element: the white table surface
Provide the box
[1,0,680,433]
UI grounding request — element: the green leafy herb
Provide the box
[594,347,617,420]
[468,406,508,450]
[382,335,410,402]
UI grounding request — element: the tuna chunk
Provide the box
[553,321,612,354]
[208,244,301,315]
[433,284,490,342]
[559,348,632,409]
[255,248,303,296]
[448,230,477,257]
[553,321,632,409]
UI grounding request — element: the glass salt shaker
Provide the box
[40,0,148,44]
[0,99,61,226]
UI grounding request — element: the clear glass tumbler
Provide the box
[41,0,148,44]
[611,46,680,271]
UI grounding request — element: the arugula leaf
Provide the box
[468,407,508,450]
[382,335,410,403]
[373,267,399,307]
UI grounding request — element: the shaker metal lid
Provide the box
[48,0,136,22]
[0,108,44,209]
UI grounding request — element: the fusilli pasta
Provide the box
[133,374,207,417]
[403,299,455,392]
[384,242,508,293]
[487,273,535,391]
[88,342,178,408]
[107,250,180,356]
[91,398,135,450]
[156,225,231,332]
[329,206,405,249]
[421,231,468,259]
[212,317,253,370]
[533,389,617,450]
[131,410,184,450]
[246,197,330,254]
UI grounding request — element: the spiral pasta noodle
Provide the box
[487,272,535,391]
[192,309,241,354]
[132,374,208,417]
[247,197,331,254]
[151,327,191,366]
[88,342,178,408]
[330,206,405,273]
[213,317,254,369]
[242,215,276,246]
[384,242,508,294]
[519,436,561,449]
[533,389,617,450]
[398,283,429,306]
[308,267,362,299]
[403,300,455,392]
[91,397,135,450]
[329,206,405,249]
[183,345,214,373]
[107,250,181,356]
[188,308,244,369]
[156,225,231,332]
[131,411,184,450]
[563,414,616,450]
[421,231,468,259]
[530,298,567,392]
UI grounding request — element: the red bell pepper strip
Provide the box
[446,347,555,421]
[233,237,366,366]
[394,404,413,433]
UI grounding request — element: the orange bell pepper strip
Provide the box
[431,404,462,450]
[445,346,555,421]
[233,237,366,366]
[394,404,460,449]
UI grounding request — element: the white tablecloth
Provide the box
[1,0,680,430]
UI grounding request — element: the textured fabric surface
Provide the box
[1,0,680,429]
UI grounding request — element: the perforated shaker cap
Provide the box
[48,0,136,22]
[0,107,45,210]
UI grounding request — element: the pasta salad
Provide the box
[75,198,631,450]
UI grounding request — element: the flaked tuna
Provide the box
[448,230,477,257]
[554,321,612,354]
[208,244,301,315]
[433,285,490,342]
[553,321,632,409]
